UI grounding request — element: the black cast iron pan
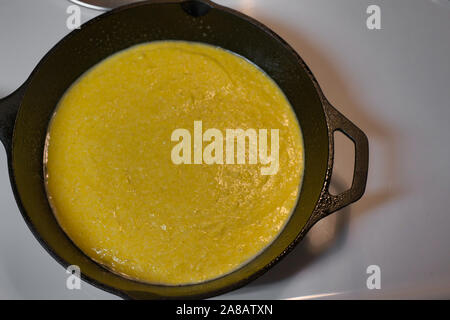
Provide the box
[0,0,368,299]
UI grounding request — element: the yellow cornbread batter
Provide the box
[45,41,304,285]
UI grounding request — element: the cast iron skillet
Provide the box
[0,0,368,299]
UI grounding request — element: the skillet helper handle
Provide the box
[322,100,369,214]
[0,84,26,151]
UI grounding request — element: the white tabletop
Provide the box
[0,0,449,299]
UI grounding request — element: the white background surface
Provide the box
[0,0,449,299]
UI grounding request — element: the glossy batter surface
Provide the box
[45,41,304,284]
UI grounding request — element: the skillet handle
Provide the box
[0,84,26,152]
[320,100,369,216]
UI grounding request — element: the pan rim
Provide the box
[9,0,332,300]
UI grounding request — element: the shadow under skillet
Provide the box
[235,177,351,293]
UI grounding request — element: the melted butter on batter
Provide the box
[45,41,304,285]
